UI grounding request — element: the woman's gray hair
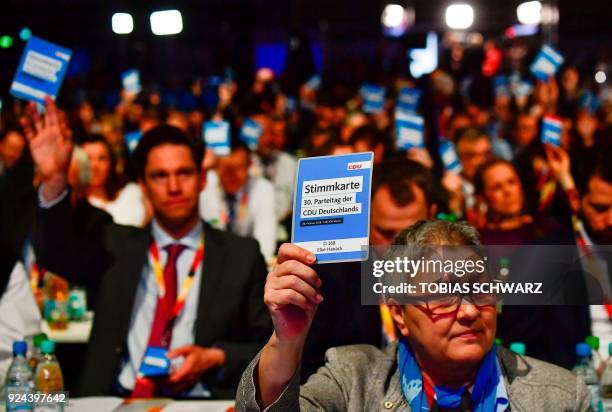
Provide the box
[381,220,485,302]
[393,220,481,247]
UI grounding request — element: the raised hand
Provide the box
[20,97,73,201]
[264,243,321,343]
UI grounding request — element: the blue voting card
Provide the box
[541,115,562,147]
[397,87,421,112]
[203,120,231,156]
[240,118,263,150]
[512,80,533,98]
[579,91,599,115]
[139,346,170,377]
[121,69,141,95]
[439,139,462,174]
[395,111,425,150]
[530,44,564,82]
[361,84,386,114]
[493,75,510,97]
[10,36,72,105]
[305,75,322,90]
[292,152,373,263]
[125,131,143,153]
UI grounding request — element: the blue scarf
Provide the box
[397,339,509,412]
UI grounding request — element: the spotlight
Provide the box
[517,1,542,25]
[150,10,183,36]
[595,71,607,84]
[112,12,134,34]
[445,4,474,30]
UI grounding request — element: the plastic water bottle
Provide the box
[574,342,602,411]
[34,341,64,412]
[600,343,612,412]
[4,341,35,411]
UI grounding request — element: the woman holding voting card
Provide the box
[235,220,591,412]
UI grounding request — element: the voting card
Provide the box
[397,87,421,112]
[124,131,142,153]
[361,84,386,114]
[121,69,141,95]
[203,120,231,156]
[10,36,72,104]
[240,118,263,150]
[541,115,562,147]
[439,139,462,174]
[396,112,425,150]
[530,44,564,82]
[292,152,373,263]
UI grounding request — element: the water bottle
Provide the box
[600,343,612,411]
[574,342,602,411]
[4,341,34,411]
[34,341,64,412]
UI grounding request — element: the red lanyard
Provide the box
[149,232,205,318]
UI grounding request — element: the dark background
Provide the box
[0,0,609,106]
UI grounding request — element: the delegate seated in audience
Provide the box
[80,134,148,227]
[236,221,592,411]
[24,99,271,398]
[0,128,27,176]
[248,112,297,227]
[455,128,492,214]
[200,138,277,263]
[474,152,591,369]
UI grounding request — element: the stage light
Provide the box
[112,12,134,34]
[19,27,32,41]
[445,4,474,30]
[595,71,607,84]
[150,10,183,36]
[540,4,559,25]
[517,1,542,25]
[0,35,13,49]
[382,4,405,28]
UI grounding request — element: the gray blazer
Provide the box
[236,342,593,411]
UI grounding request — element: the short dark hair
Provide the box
[349,125,384,148]
[572,143,612,196]
[455,127,489,147]
[132,125,204,179]
[372,157,434,207]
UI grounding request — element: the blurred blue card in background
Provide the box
[203,120,231,156]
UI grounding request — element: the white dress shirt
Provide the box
[118,219,204,392]
[250,151,297,222]
[199,171,277,263]
[0,261,42,385]
[88,183,147,227]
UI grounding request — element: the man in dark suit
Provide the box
[23,99,271,398]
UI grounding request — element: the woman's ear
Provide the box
[388,301,410,338]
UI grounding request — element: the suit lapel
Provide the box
[194,223,226,344]
[117,225,151,340]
